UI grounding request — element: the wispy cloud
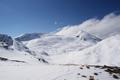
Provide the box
[80,13,120,39]
[57,13,120,39]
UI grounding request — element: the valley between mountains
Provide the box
[0,13,120,80]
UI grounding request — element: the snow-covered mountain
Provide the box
[0,13,120,80]
[0,34,13,48]
[12,20,120,67]
[0,34,48,65]
[22,30,101,55]
[15,33,44,41]
[1,13,120,66]
[51,34,120,66]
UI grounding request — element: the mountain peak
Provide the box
[15,33,44,41]
[75,30,101,42]
[0,34,13,48]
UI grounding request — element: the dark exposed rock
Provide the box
[0,57,26,63]
[38,58,48,63]
[0,57,8,61]
[86,65,90,69]
[89,76,95,80]
[94,65,102,68]
[94,73,98,75]
[113,74,119,79]
[104,66,120,75]
[81,75,87,78]
[10,60,26,63]
[80,67,83,69]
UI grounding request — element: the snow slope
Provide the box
[0,65,119,80]
[51,34,120,66]
[0,13,120,80]
[0,48,39,65]
[24,30,101,55]
[0,34,48,65]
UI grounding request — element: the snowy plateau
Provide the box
[0,13,120,80]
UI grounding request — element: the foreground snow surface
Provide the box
[0,64,119,80]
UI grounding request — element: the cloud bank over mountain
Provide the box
[56,13,120,39]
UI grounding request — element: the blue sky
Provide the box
[0,0,120,36]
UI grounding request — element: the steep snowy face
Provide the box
[56,26,81,36]
[0,34,30,51]
[15,33,44,41]
[55,26,101,43]
[12,40,31,52]
[0,34,13,48]
[56,34,120,66]
[75,30,101,43]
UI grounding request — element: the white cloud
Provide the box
[56,13,120,39]
[80,13,120,39]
